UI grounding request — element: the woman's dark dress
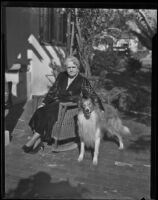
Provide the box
[29,71,103,143]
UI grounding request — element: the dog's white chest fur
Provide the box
[78,111,100,147]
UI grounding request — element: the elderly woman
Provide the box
[22,56,104,153]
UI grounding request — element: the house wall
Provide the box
[6,7,38,69]
[5,7,66,103]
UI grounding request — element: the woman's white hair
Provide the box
[64,56,80,69]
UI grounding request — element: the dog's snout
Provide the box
[85,108,90,113]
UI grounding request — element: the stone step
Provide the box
[5,130,10,146]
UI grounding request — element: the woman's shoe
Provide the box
[22,145,33,153]
[40,142,44,151]
[31,142,44,153]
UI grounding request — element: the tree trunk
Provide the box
[75,12,92,77]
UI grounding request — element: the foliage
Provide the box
[76,8,157,54]
[66,8,152,124]
[125,9,157,50]
[69,9,131,76]
[125,57,142,75]
[96,80,151,119]
[111,88,151,113]
[91,50,118,75]
[91,50,140,75]
[66,8,156,77]
[117,56,129,69]
[78,9,129,40]
[92,57,151,119]
[130,50,149,60]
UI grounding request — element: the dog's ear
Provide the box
[93,97,100,107]
[93,97,98,103]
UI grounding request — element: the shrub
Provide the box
[91,50,120,75]
[125,57,142,74]
[117,56,129,69]
[91,50,133,75]
[112,88,151,115]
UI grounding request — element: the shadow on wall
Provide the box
[5,101,26,134]
[5,171,89,199]
[5,78,26,135]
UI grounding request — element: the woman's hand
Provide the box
[38,103,45,108]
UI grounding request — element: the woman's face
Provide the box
[66,61,79,78]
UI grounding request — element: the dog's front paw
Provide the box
[118,145,124,150]
[92,157,98,165]
[78,155,83,162]
[118,141,124,150]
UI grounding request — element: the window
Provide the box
[39,8,67,46]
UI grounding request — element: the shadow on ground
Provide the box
[127,135,150,153]
[5,171,89,199]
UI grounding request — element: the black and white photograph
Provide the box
[2,3,157,199]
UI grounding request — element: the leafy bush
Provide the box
[91,50,122,75]
[117,56,129,69]
[125,57,142,74]
[111,88,151,115]
[91,50,141,75]
[130,50,149,60]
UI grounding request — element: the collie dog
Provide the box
[77,95,131,165]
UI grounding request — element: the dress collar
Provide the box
[66,73,79,90]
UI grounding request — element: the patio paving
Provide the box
[4,99,151,199]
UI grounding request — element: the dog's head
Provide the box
[78,93,98,118]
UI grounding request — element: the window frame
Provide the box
[39,8,68,47]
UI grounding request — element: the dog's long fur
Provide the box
[77,95,130,165]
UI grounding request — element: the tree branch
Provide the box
[138,10,155,36]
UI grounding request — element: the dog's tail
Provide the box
[121,125,131,135]
[111,117,131,135]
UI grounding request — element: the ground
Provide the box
[4,97,151,199]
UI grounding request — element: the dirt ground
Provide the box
[4,97,151,199]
